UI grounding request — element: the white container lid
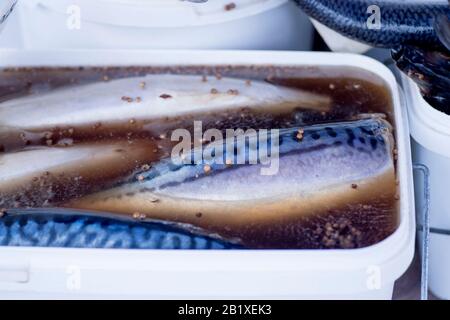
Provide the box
[29,0,288,27]
[403,76,450,158]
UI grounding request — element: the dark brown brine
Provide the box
[0,65,400,249]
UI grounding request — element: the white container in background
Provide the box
[15,0,313,50]
[309,19,372,54]
[0,50,414,299]
[402,75,450,300]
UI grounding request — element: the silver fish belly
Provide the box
[0,74,331,151]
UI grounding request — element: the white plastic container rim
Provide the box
[26,0,289,28]
[0,50,415,299]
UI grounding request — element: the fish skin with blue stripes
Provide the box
[65,116,397,247]
[0,212,236,249]
[293,0,450,48]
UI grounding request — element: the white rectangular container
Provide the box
[0,50,415,299]
[15,0,313,51]
[402,75,450,300]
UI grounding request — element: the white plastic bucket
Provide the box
[16,0,313,50]
[402,75,450,300]
[0,50,414,299]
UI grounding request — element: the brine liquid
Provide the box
[0,65,399,249]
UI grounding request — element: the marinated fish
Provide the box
[0,211,235,249]
[0,139,167,208]
[0,74,331,151]
[65,117,397,247]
